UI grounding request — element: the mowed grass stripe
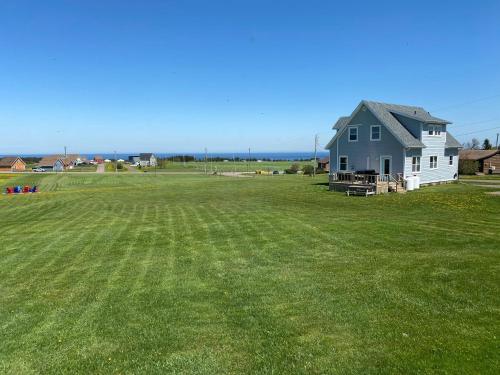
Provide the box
[0,199,99,281]
[0,199,129,340]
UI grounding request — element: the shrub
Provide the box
[116,162,124,170]
[302,165,314,176]
[458,160,479,175]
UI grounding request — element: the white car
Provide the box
[32,168,46,172]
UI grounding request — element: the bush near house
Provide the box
[302,164,315,176]
[459,159,479,175]
[285,163,301,174]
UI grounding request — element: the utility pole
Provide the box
[114,150,117,173]
[313,134,318,177]
[204,148,208,175]
[248,147,251,173]
[64,146,67,158]
[496,133,499,149]
[233,153,236,174]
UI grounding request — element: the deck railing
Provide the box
[329,172,393,185]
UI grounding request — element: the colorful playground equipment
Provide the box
[5,185,38,194]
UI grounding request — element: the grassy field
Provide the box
[0,174,498,374]
[70,165,98,173]
[140,160,312,173]
[460,174,500,180]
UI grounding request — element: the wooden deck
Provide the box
[329,173,404,195]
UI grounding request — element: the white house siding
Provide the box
[407,124,458,183]
[329,108,405,174]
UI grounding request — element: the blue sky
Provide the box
[1,0,499,154]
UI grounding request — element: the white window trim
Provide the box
[430,155,438,169]
[370,125,381,141]
[348,126,358,142]
[411,156,421,173]
[339,155,348,171]
[380,155,392,175]
[429,125,442,136]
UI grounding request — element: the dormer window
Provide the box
[429,125,442,136]
[348,126,358,142]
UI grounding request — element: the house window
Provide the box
[339,156,348,171]
[430,156,438,169]
[449,155,453,165]
[370,125,381,141]
[348,127,358,142]
[412,156,421,172]
[429,125,442,136]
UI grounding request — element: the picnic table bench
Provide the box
[346,185,376,197]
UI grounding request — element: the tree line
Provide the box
[462,138,497,150]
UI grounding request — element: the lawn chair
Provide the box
[13,186,21,194]
[6,187,13,194]
[31,185,38,193]
[23,186,30,193]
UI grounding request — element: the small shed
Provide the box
[459,149,500,174]
[318,157,330,172]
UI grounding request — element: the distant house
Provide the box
[38,156,64,171]
[317,157,329,172]
[459,149,500,174]
[326,100,462,190]
[37,154,82,171]
[0,157,26,172]
[93,155,104,164]
[128,155,140,164]
[139,153,157,167]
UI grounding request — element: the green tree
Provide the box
[483,138,492,150]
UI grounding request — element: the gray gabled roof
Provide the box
[326,100,457,150]
[139,153,154,161]
[362,101,425,148]
[332,116,351,130]
[444,132,462,148]
[374,102,450,124]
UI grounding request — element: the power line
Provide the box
[454,126,500,137]
[449,118,500,129]
[430,94,500,113]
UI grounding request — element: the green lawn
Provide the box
[460,174,500,180]
[70,164,98,173]
[105,162,127,172]
[0,174,498,374]
[140,160,313,173]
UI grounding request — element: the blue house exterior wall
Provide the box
[53,160,65,172]
[329,109,405,175]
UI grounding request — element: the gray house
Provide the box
[139,153,157,167]
[326,100,462,187]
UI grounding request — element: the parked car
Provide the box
[32,168,46,172]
